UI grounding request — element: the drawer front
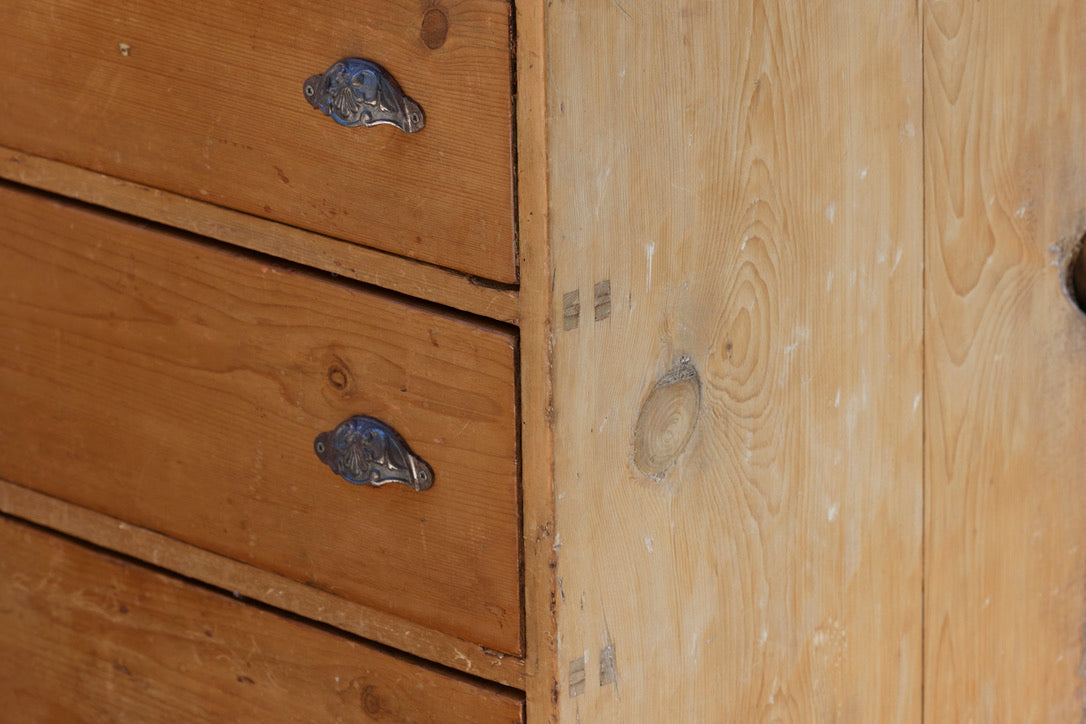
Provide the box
[0,0,516,282]
[0,184,521,655]
[0,516,524,723]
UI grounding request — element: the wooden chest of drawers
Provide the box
[2,0,1085,721]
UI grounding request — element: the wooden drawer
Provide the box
[0,515,524,722]
[0,0,516,282]
[0,184,521,655]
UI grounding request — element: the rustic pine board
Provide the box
[0,515,523,722]
[0,479,526,689]
[923,0,1086,718]
[0,184,522,655]
[540,0,924,719]
[0,0,516,281]
[0,149,519,324]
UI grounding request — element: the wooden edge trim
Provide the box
[515,0,559,720]
[0,148,519,325]
[0,479,526,690]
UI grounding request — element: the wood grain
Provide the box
[0,184,522,655]
[0,0,516,282]
[923,0,1086,718]
[513,0,560,717]
[541,1,924,720]
[0,514,524,723]
[0,149,519,325]
[0,478,526,689]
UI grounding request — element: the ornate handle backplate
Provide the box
[314,416,434,491]
[303,58,425,133]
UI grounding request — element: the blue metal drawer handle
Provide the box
[314,415,434,491]
[303,58,425,133]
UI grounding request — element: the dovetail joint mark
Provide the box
[569,656,586,697]
[562,290,581,331]
[599,643,617,686]
[593,279,611,322]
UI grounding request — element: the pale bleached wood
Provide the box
[0,148,519,324]
[542,1,924,720]
[0,478,525,690]
[0,184,522,655]
[0,514,524,722]
[514,0,560,718]
[923,1,1086,718]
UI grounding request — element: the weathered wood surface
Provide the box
[923,0,1086,718]
[0,0,516,281]
[0,149,519,324]
[0,515,524,723]
[0,479,526,689]
[542,0,924,720]
[0,184,522,655]
[514,0,560,716]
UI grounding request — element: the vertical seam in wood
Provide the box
[919,0,928,721]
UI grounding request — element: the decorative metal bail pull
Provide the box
[303,58,425,133]
[314,415,434,491]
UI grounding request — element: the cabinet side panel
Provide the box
[924,1,1086,718]
[546,1,923,720]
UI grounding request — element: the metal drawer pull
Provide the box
[314,416,434,491]
[303,58,425,133]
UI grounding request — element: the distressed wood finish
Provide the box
[0,479,525,689]
[0,0,516,282]
[542,1,924,719]
[0,515,524,723]
[0,149,519,324]
[0,184,521,655]
[923,0,1086,718]
[514,0,559,717]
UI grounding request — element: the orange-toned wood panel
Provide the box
[0,515,524,723]
[924,0,1086,718]
[0,0,516,282]
[0,184,521,655]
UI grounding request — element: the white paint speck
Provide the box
[644,241,655,288]
[834,389,841,407]
[859,167,869,179]
[644,537,654,553]
[913,393,921,412]
[825,202,836,223]
[828,502,839,522]
[1015,202,1033,219]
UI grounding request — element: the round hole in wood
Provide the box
[633,357,701,475]
[1067,235,1086,315]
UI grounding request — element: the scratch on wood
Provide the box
[562,290,581,331]
[594,280,612,322]
[569,656,586,697]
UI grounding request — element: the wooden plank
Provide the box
[0,514,524,723]
[0,184,522,655]
[0,0,516,282]
[542,1,924,720]
[513,0,560,718]
[0,479,526,690]
[0,149,519,325]
[923,0,1086,718]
